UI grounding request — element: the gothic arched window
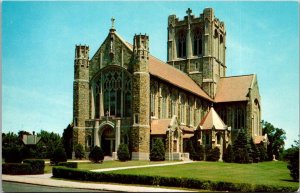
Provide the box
[170,92,177,119]
[177,31,186,58]
[179,94,185,123]
[193,29,202,56]
[150,84,156,117]
[161,87,168,119]
[97,68,132,118]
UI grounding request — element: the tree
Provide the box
[150,138,165,161]
[37,130,62,158]
[117,143,130,161]
[206,147,220,161]
[186,140,196,160]
[257,142,268,161]
[62,124,73,159]
[2,132,22,160]
[74,144,85,160]
[50,147,67,165]
[250,137,260,163]
[262,121,286,160]
[89,146,104,163]
[223,144,234,163]
[5,145,23,163]
[232,129,252,163]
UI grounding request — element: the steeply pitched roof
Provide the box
[124,41,213,101]
[200,107,227,130]
[149,56,212,101]
[151,119,172,135]
[215,74,254,103]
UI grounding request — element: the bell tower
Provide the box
[131,34,150,160]
[73,45,90,150]
[167,8,226,99]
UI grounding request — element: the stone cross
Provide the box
[111,17,115,29]
[186,8,192,17]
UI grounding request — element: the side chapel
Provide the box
[72,8,267,160]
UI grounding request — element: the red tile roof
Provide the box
[215,75,254,103]
[149,56,212,101]
[150,119,172,135]
[124,40,213,101]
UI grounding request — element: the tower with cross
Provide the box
[167,8,226,99]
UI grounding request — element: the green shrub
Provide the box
[23,159,45,174]
[194,144,205,161]
[58,162,78,168]
[250,138,260,163]
[89,146,104,163]
[287,148,299,181]
[50,147,67,165]
[2,163,31,175]
[223,144,234,162]
[206,147,220,161]
[52,166,297,192]
[117,143,130,161]
[187,140,196,160]
[233,129,251,163]
[74,144,85,160]
[257,142,268,161]
[5,146,23,163]
[150,138,165,161]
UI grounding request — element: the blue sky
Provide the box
[2,1,299,148]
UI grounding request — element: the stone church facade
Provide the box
[72,8,266,160]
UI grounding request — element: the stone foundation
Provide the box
[131,152,149,160]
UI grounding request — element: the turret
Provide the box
[73,44,90,153]
[131,34,150,160]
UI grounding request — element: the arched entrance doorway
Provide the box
[100,125,115,156]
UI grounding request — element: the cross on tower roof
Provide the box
[186,8,192,16]
[111,17,115,29]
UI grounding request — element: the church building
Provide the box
[72,8,266,160]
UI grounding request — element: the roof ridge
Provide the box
[220,74,254,78]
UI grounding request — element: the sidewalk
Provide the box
[2,161,194,192]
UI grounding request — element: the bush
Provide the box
[223,144,234,162]
[250,138,260,163]
[52,166,298,192]
[2,163,32,175]
[23,159,45,174]
[50,147,67,165]
[234,148,250,163]
[117,144,130,161]
[194,144,205,161]
[286,148,299,181]
[150,138,165,161]
[89,146,104,163]
[5,146,23,163]
[74,144,85,160]
[206,147,220,161]
[58,162,78,168]
[233,129,252,163]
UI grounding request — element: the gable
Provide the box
[89,31,133,80]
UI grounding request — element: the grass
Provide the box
[44,160,178,173]
[106,161,298,189]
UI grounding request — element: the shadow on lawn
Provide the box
[280,179,297,183]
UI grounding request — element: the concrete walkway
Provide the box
[2,161,195,192]
[91,160,194,172]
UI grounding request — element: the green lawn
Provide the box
[106,161,298,189]
[45,160,178,173]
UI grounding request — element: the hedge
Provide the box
[52,167,297,192]
[58,162,78,168]
[23,159,45,174]
[3,159,45,175]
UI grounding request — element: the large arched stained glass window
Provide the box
[95,68,132,118]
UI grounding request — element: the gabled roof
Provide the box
[124,42,213,101]
[215,74,254,103]
[200,107,227,130]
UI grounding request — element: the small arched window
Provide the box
[193,28,202,56]
[86,135,92,147]
[177,31,186,58]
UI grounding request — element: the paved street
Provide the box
[2,181,106,192]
